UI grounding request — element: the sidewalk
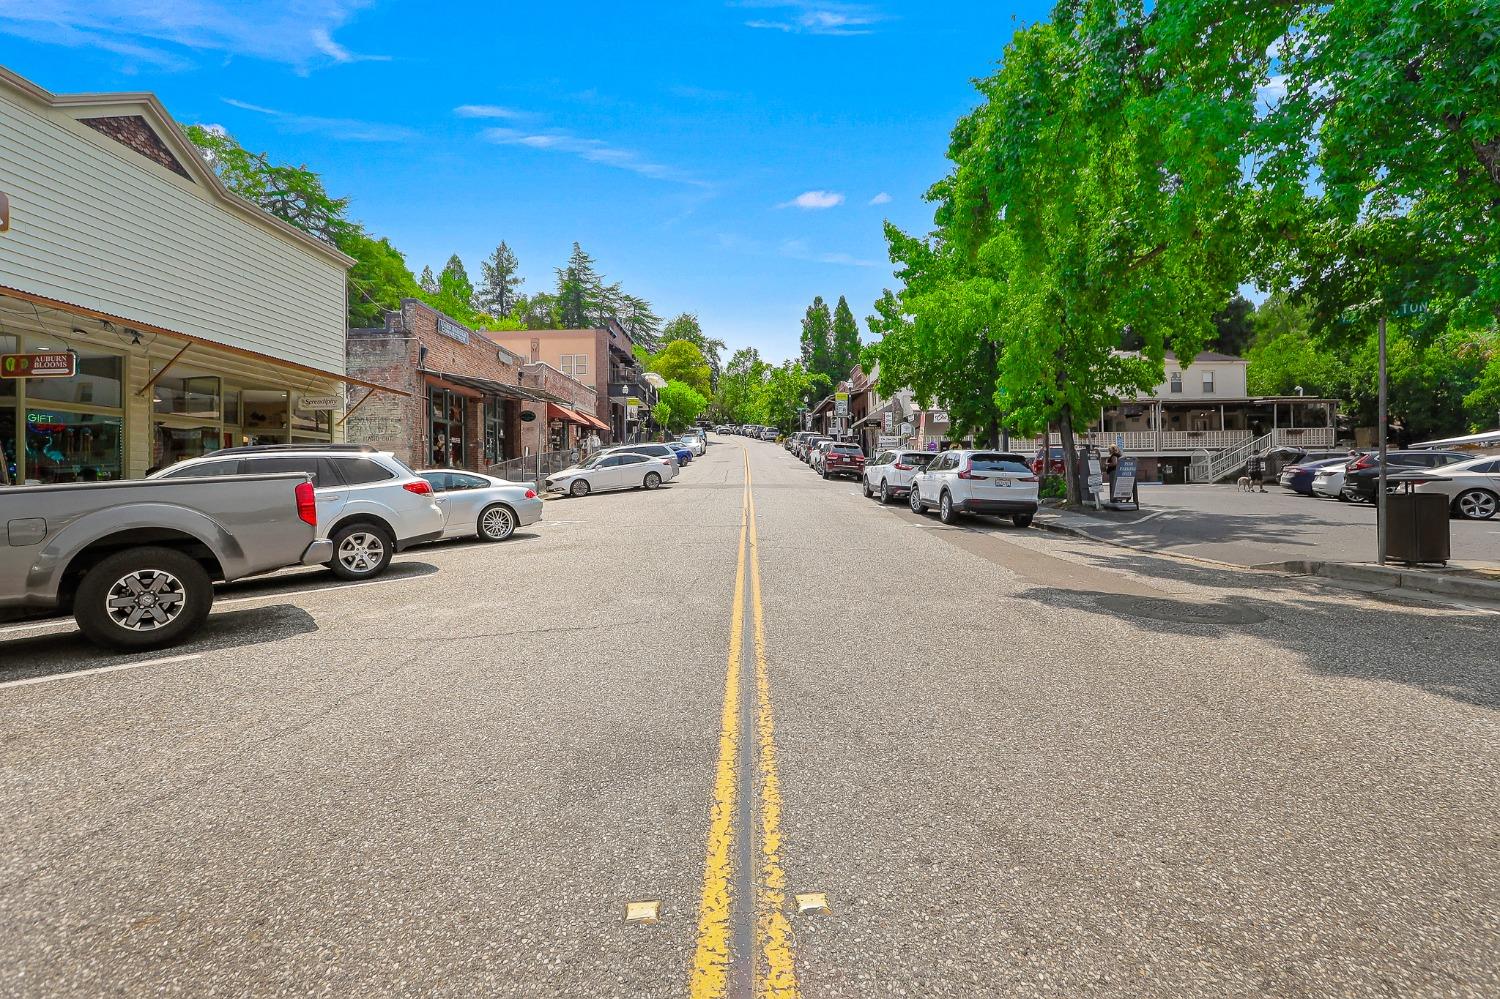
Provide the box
[1034,497,1500,605]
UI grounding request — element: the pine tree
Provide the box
[554,243,605,328]
[435,254,477,316]
[830,295,863,377]
[618,295,663,350]
[477,241,524,316]
[418,265,438,295]
[800,297,836,383]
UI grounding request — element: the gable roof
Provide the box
[1164,350,1244,363]
[0,65,352,269]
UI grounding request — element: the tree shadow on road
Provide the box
[1012,582,1497,710]
[0,604,321,686]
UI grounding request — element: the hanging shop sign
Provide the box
[519,409,537,423]
[883,410,894,433]
[2,352,76,379]
[295,394,341,412]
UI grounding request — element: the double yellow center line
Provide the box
[691,449,798,998]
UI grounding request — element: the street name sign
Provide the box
[2,352,76,378]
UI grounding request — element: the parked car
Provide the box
[600,443,681,478]
[417,469,543,541]
[1408,454,1500,520]
[1311,462,1352,499]
[1279,456,1348,496]
[1,472,332,650]
[677,435,706,457]
[545,451,673,497]
[909,450,1039,527]
[668,441,693,464]
[1340,450,1470,503]
[152,444,443,581]
[808,439,838,469]
[1031,446,1066,477]
[821,443,866,480]
[862,449,936,503]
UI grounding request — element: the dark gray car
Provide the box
[1,474,331,650]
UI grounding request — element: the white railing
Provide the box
[1160,430,1253,450]
[1272,427,1335,449]
[1189,432,1274,482]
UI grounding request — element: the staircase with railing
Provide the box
[1189,432,1274,483]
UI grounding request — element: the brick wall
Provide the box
[344,332,422,465]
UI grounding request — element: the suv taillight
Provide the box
[1350,454,1374,470]
[957,463,976,479]
[295,481,317,526]
[404,479,433,496]
[894,462,912,470]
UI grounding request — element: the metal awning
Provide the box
[419,368,567,405]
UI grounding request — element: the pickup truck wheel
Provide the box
[74,546,212,651]
[939,490,959,525]
[329,523,394,580]
[478,504,517,541]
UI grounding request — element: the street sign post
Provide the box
[835,392,849,418]
[2,352,76,378]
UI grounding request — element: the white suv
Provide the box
[862,448,937,503]
[151,445,444,580]
[908,450,1039,527]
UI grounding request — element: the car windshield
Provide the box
[578,453,607,469]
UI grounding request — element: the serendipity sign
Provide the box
[1,352,76,379]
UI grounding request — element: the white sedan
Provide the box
[1411,454,1500,520]
[545,451,673,497]
[678,435,706,456]
[418,469,543,541]
[1311,462,1349,499]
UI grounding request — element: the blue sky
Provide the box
[0,1,1048,362]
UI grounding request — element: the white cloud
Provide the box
[779,190,845,210]
[454,104,527,120]
[222,98,416,143]
[736,2,885,36]
[480,127,707,187]
[0,1,386,70]
[868,191,892,205]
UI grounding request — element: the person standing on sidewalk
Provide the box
[1246,452,1268,492]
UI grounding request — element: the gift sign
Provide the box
[2,352,76,378]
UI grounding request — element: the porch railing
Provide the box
[487,448,581,486]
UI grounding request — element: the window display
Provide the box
[24,409,123,483]
[26,346,123,408]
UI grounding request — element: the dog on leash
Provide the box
[1236,476,1252,491]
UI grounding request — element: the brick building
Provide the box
[483,320,658,443]
[345,300,604,471]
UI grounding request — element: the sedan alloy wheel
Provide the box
[571,479,591,498]
[1455,488,1499,520]
[479,504,516,541]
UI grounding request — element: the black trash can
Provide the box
[1381,492,1451,564]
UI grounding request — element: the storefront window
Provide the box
[243,389,290,442]
[24,409,123,483]
[290,404,333,441]
[223,390,240,426]
[153,424,221,469]
[153,372,220,419]
[429,387,468,467]
[25,345,123,408]
[484,398,506,465]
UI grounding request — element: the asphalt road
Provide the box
[1049,482,1500,568]
[1,437,1495,998]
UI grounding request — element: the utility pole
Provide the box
[1377,313,1388,565]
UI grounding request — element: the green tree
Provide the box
[418,265,438,295]
[1211,295,1256,356]
[618,295,664,350]
[511,293,559,329]
[761,361,829,433]
[660,313,727,386]
[339,231,421,328]
[555,242,605,328]
[435,254,475,313]
[800,297,836,382]
[656,380,708,433]
[184,124,352,243]
[713,347,770,423]
[1465,350,1500,431]
[477,241,524,317]
[646,340,713,397]
[830,296,863,378]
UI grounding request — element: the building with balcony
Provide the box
[483,320,656,443]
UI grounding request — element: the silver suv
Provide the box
[151,445,444,580]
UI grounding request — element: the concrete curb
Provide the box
[1262,559,1500,603]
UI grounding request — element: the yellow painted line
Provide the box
[690,469,751,998]
[746,463,800,998]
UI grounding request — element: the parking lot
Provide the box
[1043,483,1500,569]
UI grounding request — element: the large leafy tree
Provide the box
[477,241,524,317]
[830,296,863,379]
[656,380,709,433]
[660,313,727,386]
[184,124,352,243]
[341,233,421,328]
[646,340,713,397]
[761,361,830,433]
[713,347,770,423]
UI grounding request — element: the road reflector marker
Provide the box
[624,899,662,925]
[794,892,829,916]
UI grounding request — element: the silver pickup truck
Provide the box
[1,474,333,651]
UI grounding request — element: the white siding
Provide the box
[1148,358,1249,400]
[0,90,347,373]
